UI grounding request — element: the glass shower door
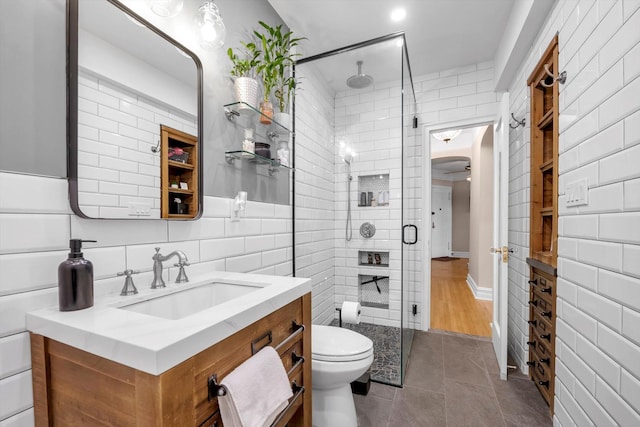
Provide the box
[400,37,418,383]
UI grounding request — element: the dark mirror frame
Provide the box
[67,0,203,220]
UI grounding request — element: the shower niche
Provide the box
[358,250,389,267]
[357,174,389,207]
[359,274,390,309]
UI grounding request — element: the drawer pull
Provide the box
[539,357,550,365]
[527,341,536,347]
[526,361,535,367]
[541,311,552,318]
[528,320,537,327]
[528,279,538,286]
[541,286,552,293]
[538,380,550,388]
[540,333,551,341]
[251,330,274,355]
[528,300,538,307]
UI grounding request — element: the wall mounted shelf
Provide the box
[223,102,293,142]
[225,150,293,176]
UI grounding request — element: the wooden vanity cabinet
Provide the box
[30,293,312,427]
[526,34,559,414]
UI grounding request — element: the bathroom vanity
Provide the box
[27,272,312,426]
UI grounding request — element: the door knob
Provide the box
[490,246,510,262]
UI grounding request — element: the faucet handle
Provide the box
[118,269,140,296]
[174,262,189,283]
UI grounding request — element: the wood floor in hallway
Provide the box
[430,258,493,337]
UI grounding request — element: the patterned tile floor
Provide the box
[329,320,405,385]
[353,330,553,427]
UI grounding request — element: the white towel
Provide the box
[218,346,293,427]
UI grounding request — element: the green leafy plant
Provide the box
[254,21,305,110]
[227,40,261,79]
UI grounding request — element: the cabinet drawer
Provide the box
[530,270,555,302]
[193,298,304,426]
[531,358,551,403]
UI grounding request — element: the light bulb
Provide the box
[148,0,183,18]
[194,0,226,50]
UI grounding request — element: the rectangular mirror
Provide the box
[69,0,203,219]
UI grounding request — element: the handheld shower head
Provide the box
[342,151,353,165]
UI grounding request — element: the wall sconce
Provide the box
[194,0,226,50]
[231,191,247,221]
[148,0,184,18]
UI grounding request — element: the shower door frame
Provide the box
[292,32,418,386]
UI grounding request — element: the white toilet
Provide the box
[311,325,374,427]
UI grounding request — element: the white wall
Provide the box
[293,65,336,326]
[468,126,494,293]
[506,1,640,425]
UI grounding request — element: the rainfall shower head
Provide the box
[346,60,373,89]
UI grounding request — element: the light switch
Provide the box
[128,203,152,216]
[565,178,588,207]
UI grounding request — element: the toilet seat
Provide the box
[312,325,373,362]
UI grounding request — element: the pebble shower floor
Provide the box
[330,320,402,384]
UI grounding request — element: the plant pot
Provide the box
[259,101,273,125]
[273,112,290,130]
[233,77,259,110]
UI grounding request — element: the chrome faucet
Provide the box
[150,247,190,289]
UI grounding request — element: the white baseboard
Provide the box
[452,251,470,258]
[466,274,493,301]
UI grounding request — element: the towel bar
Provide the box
[208,351,304,400]
[205,379,305,427]
[251,320,305,355]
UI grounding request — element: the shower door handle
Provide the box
[402,225,418,245]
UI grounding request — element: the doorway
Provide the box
[427,123,493,337]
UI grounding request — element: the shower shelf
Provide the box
[358,251,389,268]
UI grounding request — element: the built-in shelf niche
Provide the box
[358,251,389,267]
[357,174,389,207]
[358,274,389,309]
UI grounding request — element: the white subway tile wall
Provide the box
[76,71,197,219]
[507,0,640,424]
[294,65,337,326]
[0,172,292,424]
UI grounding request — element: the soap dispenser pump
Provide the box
[58,239,96,311]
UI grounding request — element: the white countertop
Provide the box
[27,271,311,375]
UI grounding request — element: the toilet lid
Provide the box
[312,325,373,362]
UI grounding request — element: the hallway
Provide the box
[430,258,492,337]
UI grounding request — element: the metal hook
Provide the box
[509,113,526,129]
[150,139,161,153]
[540,63,567,87]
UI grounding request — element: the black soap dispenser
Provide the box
[58,239,96,311]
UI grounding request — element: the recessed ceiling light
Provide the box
[390,8,406,22]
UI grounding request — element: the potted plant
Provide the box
[254,21,305,126]
[227,39,260,110]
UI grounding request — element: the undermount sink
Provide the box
[119,282,262,320]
